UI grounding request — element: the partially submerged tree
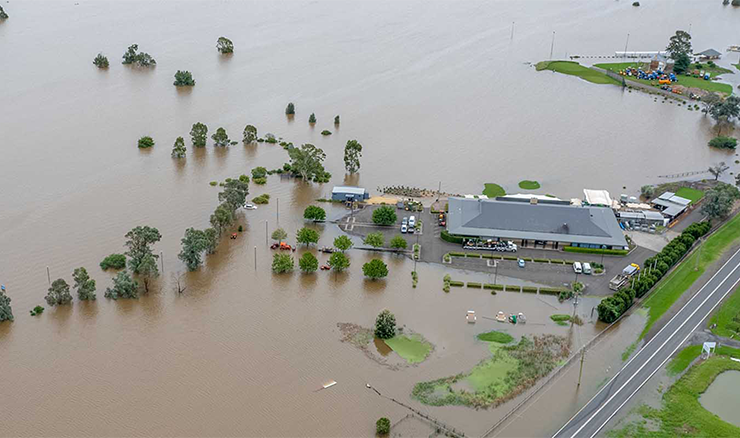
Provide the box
[374,309,396,339]
[303,205,326,222]
[376,418,391,436]
[708,136,738,150]
[242,125,257,144]
[272,253,294,273]
[73,267,96,301]
[285,102,295,115]
[701,93,722,116]
[299,252,319,273]
[333,235,353,252]
[334,115,340,125]
[45,279,73,306]
[709,96,740,135]
[121,44,156,67]
[179,228,209,271]
[364,232,385,248]
[328,252,350,272]
[211,127,234,147]
[105,271,139,300]
[0,6,9,19]
[93,53,109,68]
[204,228,218,254]
[0,289,12,322]
[173,70,195,86]
[125,226,161,293]
[708,161,730,180]
[363,259,389,280]
[210,203,234,235]
[272,227,288,243]
[217,36,234,54]
[171,136,187,158]
[218,178,250,213]
[138,136,155,149]
[308,113,317,124]
[287,143,327,182]
[190,122,208,147]
[343,140,363,174]
[296,227,320,246]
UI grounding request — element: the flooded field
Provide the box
[0,1,738,436]
[698,370,740,427]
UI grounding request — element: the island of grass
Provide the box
[550,314,572,326]
[483,183,505,198]
[384,333,433,364]
[518,180,541,190]
[611,347,740,437]
[535,61,621,85]
[412,334,569,408]
[594,61,733,95]
[674,187,704,204]
[476,330,514,343]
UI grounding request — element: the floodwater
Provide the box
[699,370,740,427]
[0,1,738,436]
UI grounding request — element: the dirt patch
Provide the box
[338,322,430,370]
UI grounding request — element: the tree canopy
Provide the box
[190,122,208,147]
[173,70,195,86]
[343,140,363,174]
[243,125,257,144]
[672,52,691,74]
[125,226,162,274]
[372,206,397,226]
[374,309,396,339]
[363,232,385,248]
[73,267,96,301]
[363,259,389,280]
[390,235,407,250]
[217,37,234,54]
[701,182,740,220]
[272,253,294,273]
[45,278,73,306]
[299,252,319,273]
[285,102,295,115]
[138,136,154,149]
[272,227,288,242]
[287,143,328,182]
[212,127,233,147]
[0,289,12,322]
[328,252,350,272]
[333,235,353,252]
[308,113,317,124]
[296,227,320,246]
[666,30,692,59]
[376,418,391,436]
[178,228,209,271]
[171,136,187,158]
[121,44,156,67]
[218,178,250,212]
[105,271,139,300]
[304,205,326,222]
[93,53,109,68]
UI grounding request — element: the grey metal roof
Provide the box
[697,49,721,57]
[663,205,685,217]
[658,192,675,200]
[332,186,366,195]
[447,197,628,247]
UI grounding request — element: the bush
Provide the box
[374,310,396,339]
[440,230,464,244]
[304,205,326,222]
[321,130,331,136]
[252,194,270,204]
[477,330,514,343]
[708,136,738,150]
[272,253,294,274]
[449,281,464,287]
[372,206,397,226]
[100,253,126,270]
[563,247,628,255]
[466,282,482,288]
[138,136,154,148]
[173,70,195,86]
[251,166,268,179]
[376,417,391,436]
[484,283,504,290]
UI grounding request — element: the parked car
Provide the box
[408,216,416,227]
[573,262,583,274]
[401,224,408,234]
[243,203,257,210]
[583,262,592,275]
[518,258,526,268]
[402,216,408,225]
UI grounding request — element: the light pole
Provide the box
[550,31,556,60]
[623,33,630,60]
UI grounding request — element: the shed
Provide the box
[583,189,613,207]
[331,186,369,202]
[695,49,721,60]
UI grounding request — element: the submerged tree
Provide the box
[204,227,218,254]
[0,6,9,19]
[138,136,155,149]
[343,139,363,174]
[333,235,353,252]
[73,267,96,301]
[171,136,187,158]
[363,259,389,280]
[242,125,257,144]
[374,309,396,339]
[173,70,195,86]
[287,143,327,182]
[190,122,208,147]
[709,161,730,180]
[105,271,139,300]
[211,127,234,147]
[303,205,326,222]
[272,253,294,273]
[93,53,109,68]
[217,36,234,54]
[45,279,73,306]
[210,204,234,235]
[334,115,340,125]
[308,113,317,124]
[296,227,320,246]
[328,252,350,272]
[125,226,161,274]
[271,227,288,243]
[709,96,740,135]
[121,44,156,67]
[219,178,250,214]
[0,289,12,322]
[285,102,295,115]
[299,252,319,273]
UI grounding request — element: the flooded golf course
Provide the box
[0,1,738,436]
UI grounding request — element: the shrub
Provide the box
[443,274,451,293]
[253,177,267,185]
[272,253,294,273]
[216,36,233,54]
[374,310,396,339]
[100,254,126,270]
[506,285,521,292]
[321,130,331,136]
[30,305,44,316]
[708,136,737,150]
[522,286,538,293]
[173,70,195,86]
[477,330,514,343]
[376,417,391,436]
[440,230,464,244]
[252,167,268,179]
[449,281,464,287]
[466,282,482,288]
[484,283,504,290]
[209,181,218,186]
[449,252,465,257]
[304,205,327,222]
[372,206,397,226]
[138,136,154,148]
[252,194,270,204]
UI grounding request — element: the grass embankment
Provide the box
[708,282,740,338]
[483,183,505,198]
[412,334,569,408]
[640,213,740,339]
[385,334,432,364]
[610,348,740,437]
[518,180,541,190]
[674,187,704,204]
[668,344,740,376]
[536,61,621,85]
[594,62,733,95]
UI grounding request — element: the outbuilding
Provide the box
[650,192,691,221]
[695,49,722,61]
[331,186,369,202]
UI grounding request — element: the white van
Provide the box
[408,216,416,227]
[582,262,592,275]
[573,262,583,274]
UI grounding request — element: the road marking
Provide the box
[567,255,740,438]
[552,245,740,438]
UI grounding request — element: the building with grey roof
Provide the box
[331,186,369,202]
[446,197,628,250]
[650,192,691,220]
[695,48,721,60]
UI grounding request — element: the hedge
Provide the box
[506,285,521,292]
[449,252,465,257]
[484,283,504,290]
[466,282,482,288]
[450,281,464,287]
[465,253,482,258]
[522,286,538,293]
[550,259,565,264]
[539,287,569,295]
[533,258,550,263]
[503,255,518,261]
[563,246,629,256]
[441,230,464,244]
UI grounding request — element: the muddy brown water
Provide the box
[0,1,737,436]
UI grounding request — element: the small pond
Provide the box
[699,370,740,427]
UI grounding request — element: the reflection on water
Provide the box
[698,370,740,427]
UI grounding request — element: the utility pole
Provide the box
[494,260,499,285]
[160,251,164,274]
[46,266,51,285]
[695,238,702,271]
[577,348,586,386]
[510,22,515,40]
[277,198,280,226]
[550,31,556,60]
[623,33,630,60]
[265,221,268,246]
[254,246,257,270]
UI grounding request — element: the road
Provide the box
[552,245,740,438]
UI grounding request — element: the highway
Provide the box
[552,246,740,438]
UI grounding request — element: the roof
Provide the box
[501,193,563,202]
[619,210,665,220]
[652,192,691,214]
[583,189,613,206]
[697,49,721,57]
[332,186,366,195]
[663,205,685,217]
[447,197,628,247]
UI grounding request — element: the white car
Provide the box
[401,224,408,233]
[243,203,258,210]
[408,216,416,227]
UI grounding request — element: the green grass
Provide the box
[609,350,740,438]
[594,61,733,95]
[674,187,704,204]
[667,345,702,376]
[622,342,637,361]
[536,61,621,85]
[550,314,571,323]
[708,283,740,338]
[385,334,432,364]
[477,330,514,344]
[466,344,519,393]
[518,180,541,190]
[483,183,505,198]
[641,213,740,339]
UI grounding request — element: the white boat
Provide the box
[243,203,258,210]
[322,381,337,389]
[495,311,506,322]
[466,310,476,323]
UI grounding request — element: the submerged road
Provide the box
[552,246,740,438]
